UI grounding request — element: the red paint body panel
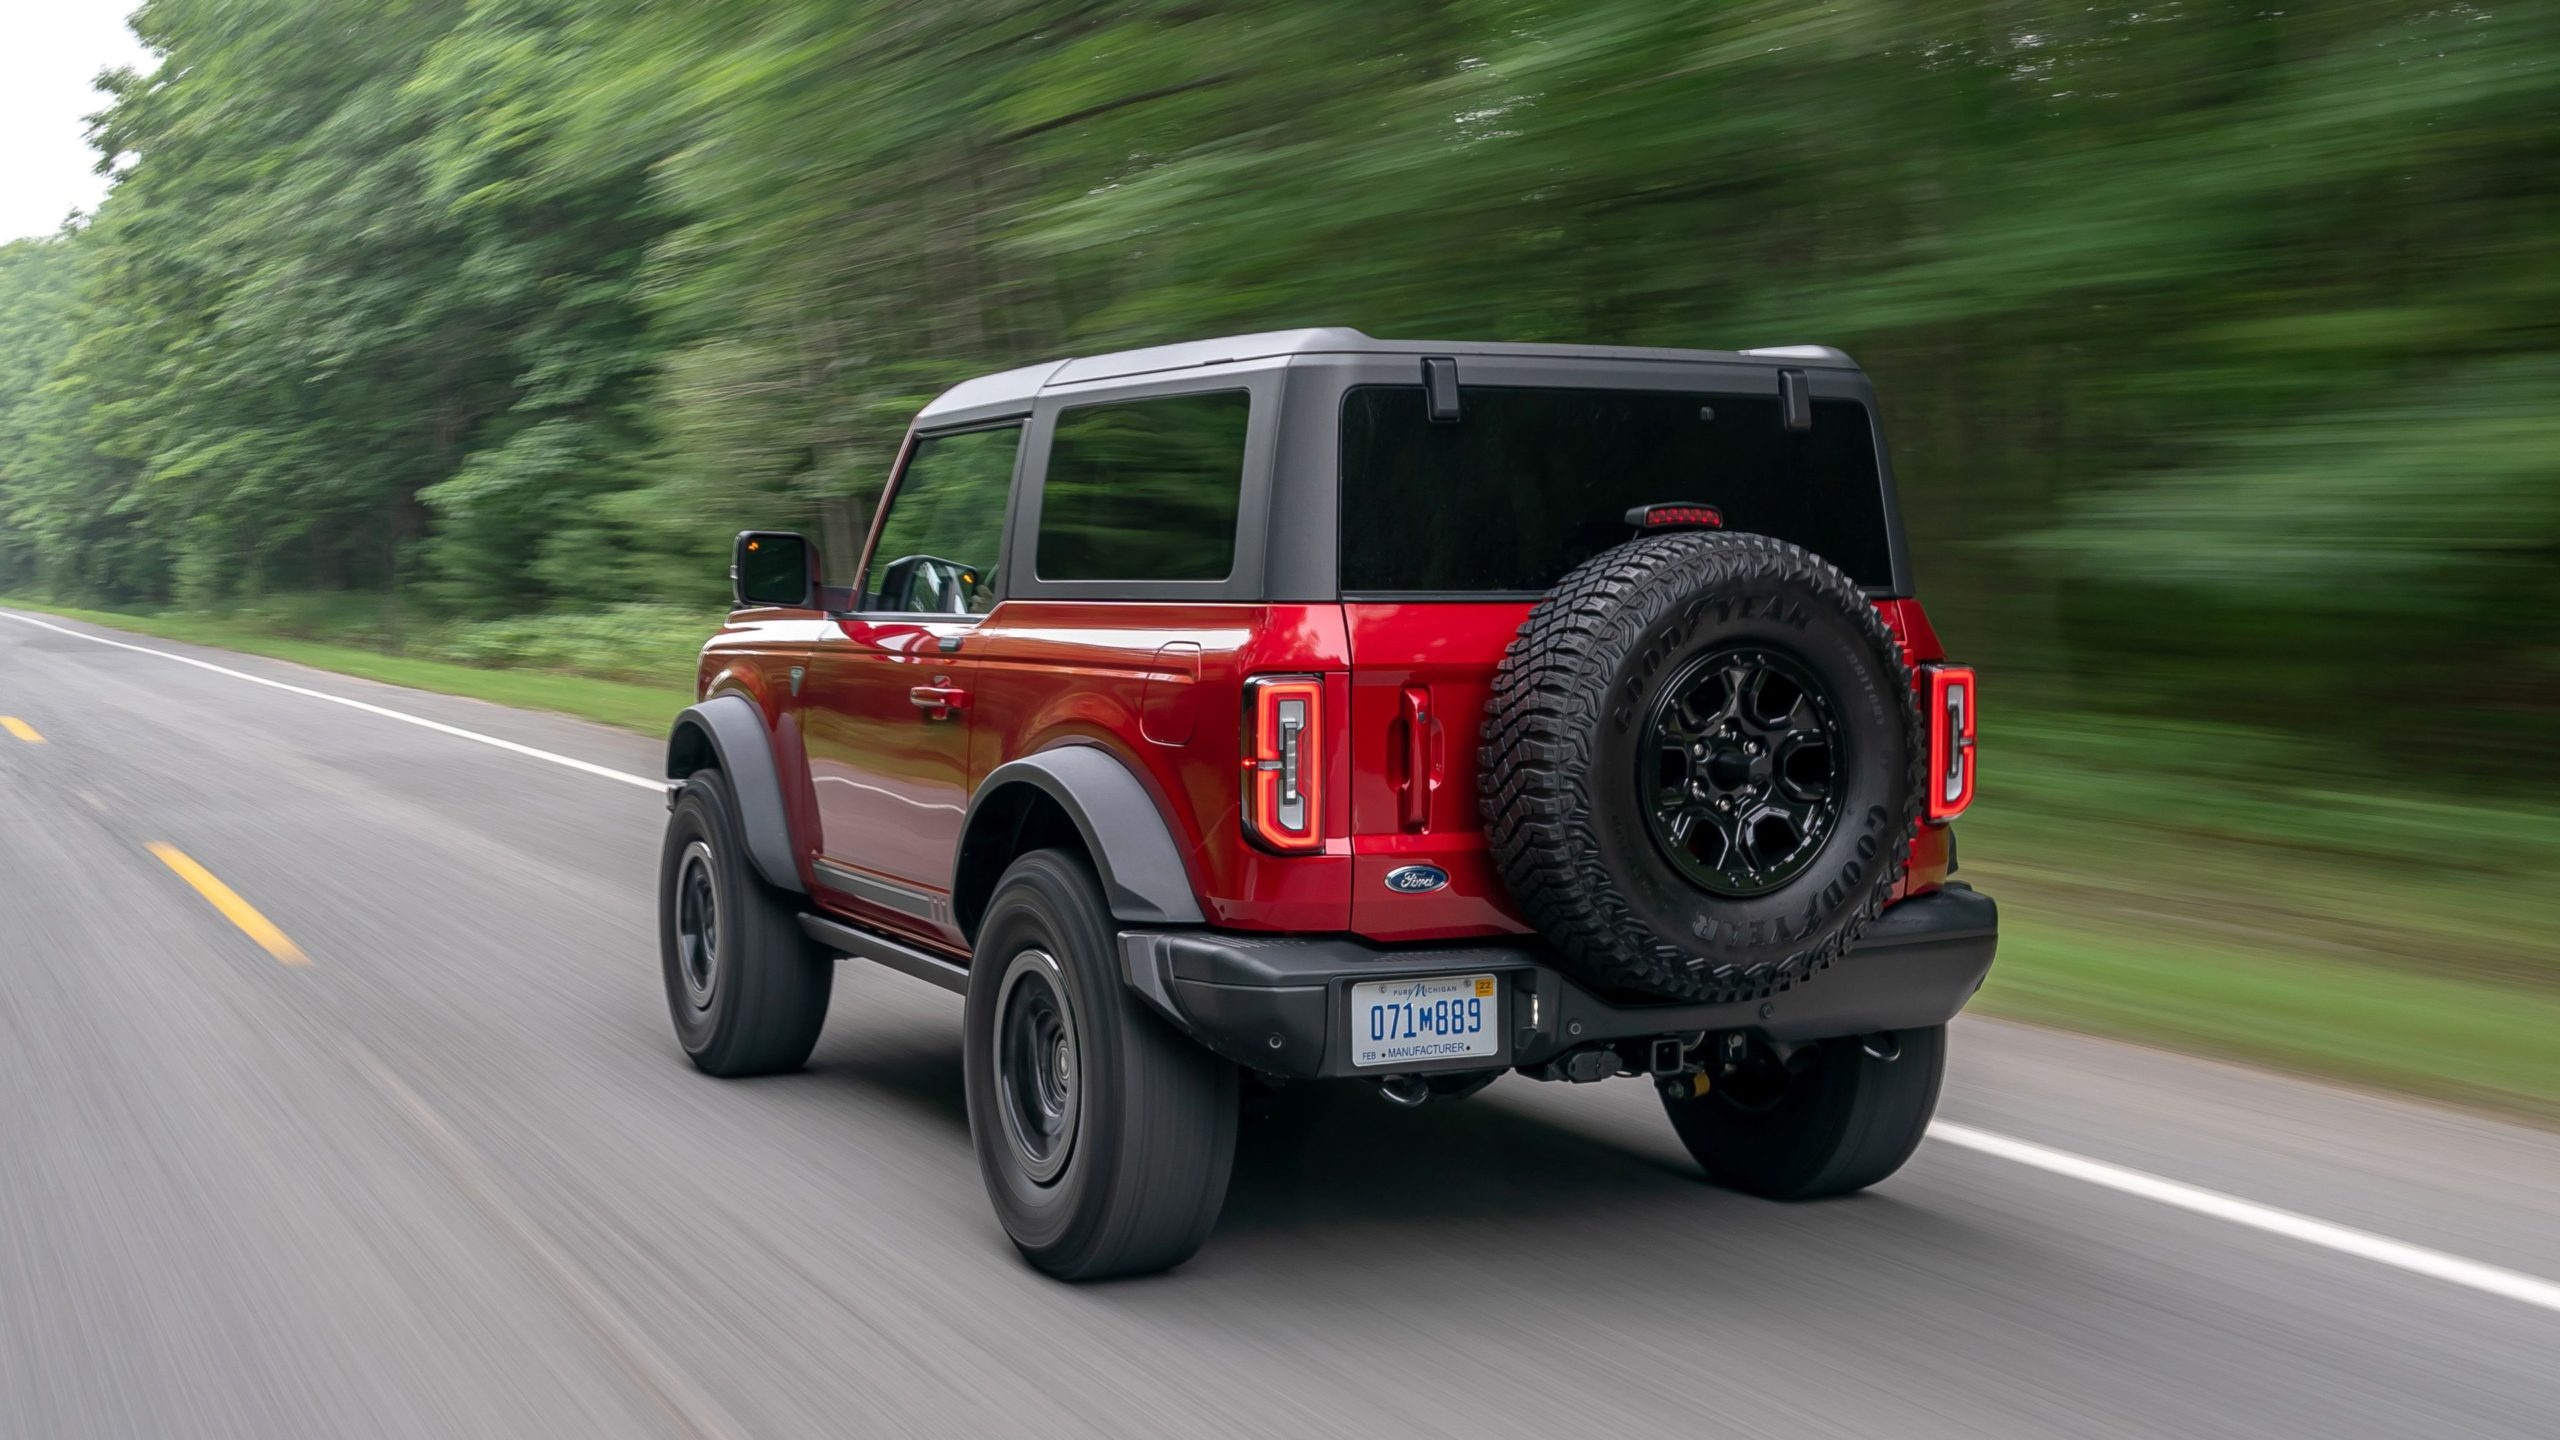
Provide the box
[1875,598,1953,899]
[1344,602,1534,941]
[717,588,1960,955]
[696,608,830,889]
[960,602,1353,936]
[801,613,980,950]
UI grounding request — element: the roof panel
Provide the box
[914,359,1072,427]
[1044,328,1377,385]
[916,330,1860,425]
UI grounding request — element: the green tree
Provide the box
[2,0,2553,763]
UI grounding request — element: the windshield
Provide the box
[1339,384,1895,594]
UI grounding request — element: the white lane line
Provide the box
[1,611,665,792]
[1933,1121,2560,1316]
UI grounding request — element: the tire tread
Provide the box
[1479,532,1924,1003]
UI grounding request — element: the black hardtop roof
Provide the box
[913,328,1857,426]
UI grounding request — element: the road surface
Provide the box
[4,608,2556,1439]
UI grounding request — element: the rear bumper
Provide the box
[1119,885,1997,1079]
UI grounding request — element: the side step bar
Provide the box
[799,913,969,995]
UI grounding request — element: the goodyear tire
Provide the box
[1481,532,1922,1004]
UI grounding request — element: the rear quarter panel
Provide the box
[964,601,1353,933]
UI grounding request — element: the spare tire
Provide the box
[1481,532,1922,1004]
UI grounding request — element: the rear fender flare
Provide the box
[666,694,803,893]
[956,746,1204,940]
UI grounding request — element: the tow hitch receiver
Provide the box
[1530,1034,1699,1085]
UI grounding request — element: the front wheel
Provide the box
[964,849,1237,1280]
[1661,1026,1944,1199]
[659,769,832,1076]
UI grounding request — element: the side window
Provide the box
[863,425,1020,614]
[1036,391,1249,582]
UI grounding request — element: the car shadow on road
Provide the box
[1219,1083,1709,1232]
[1200,1086,2007,1306]
[806,1021,972,1133]
[800,988,1982,1286]
[811,997,1729,1230]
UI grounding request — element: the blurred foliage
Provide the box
[1,0,2556,769]
[0,593,693,734]
[163,587,710,684]
[429,602,711,683]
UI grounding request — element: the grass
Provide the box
[9,595,2558,1122]
[1958,712,2560,1121]
[1979,913,2560,1124]
[1,598,693,735]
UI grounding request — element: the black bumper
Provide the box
[1118,885,1997,1080]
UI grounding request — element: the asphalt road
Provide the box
[4,608,2556,1440]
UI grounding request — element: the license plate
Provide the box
[1349,974,1500,1068]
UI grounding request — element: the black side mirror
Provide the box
[732,531,818,608]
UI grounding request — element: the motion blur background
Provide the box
[2,1,2554,1114]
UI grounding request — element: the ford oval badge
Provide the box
[1383,864,1449,894]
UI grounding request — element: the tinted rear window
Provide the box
[1339,385,1893,593]
[1037,390,1249,581]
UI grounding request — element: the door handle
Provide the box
[1398,685,1433,831]
[909,682,969,719]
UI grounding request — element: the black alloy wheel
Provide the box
[1642,645,1845,897]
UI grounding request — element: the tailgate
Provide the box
[1344,602,1536,943]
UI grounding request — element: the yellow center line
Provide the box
[147,843,309,965]
[1,716,42,743]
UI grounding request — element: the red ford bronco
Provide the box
[659,330,1993,1279]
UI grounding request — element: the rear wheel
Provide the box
[1661,1026,1944,1199]
[659,769,832,1076]
[965,849,1237,1280]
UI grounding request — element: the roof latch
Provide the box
[1422,356,1461,424]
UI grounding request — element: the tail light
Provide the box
[1924,665,1976,822]
[1243,675,1324,852]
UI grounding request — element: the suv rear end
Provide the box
[1118,337,1986,1053]
[1309,349,1961,948]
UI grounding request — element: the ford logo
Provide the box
[1383,865,1449,894]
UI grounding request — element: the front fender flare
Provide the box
[957,747,1204,938]
[666,694,803,893]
